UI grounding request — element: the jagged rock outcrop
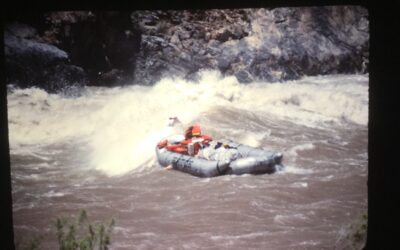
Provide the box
[132,6,368,84]
[4,22,87,93]
[4,6,369,90]
[131,9,255,84]
[39,11,142,86]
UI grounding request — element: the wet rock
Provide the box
[5,7,369,88]
[4,23,87,92]
[214,29,234,43]
[41,63,87,92]
[217,57,231,72]
[6,22,37,39]
[97,69,127,86]
[130,6,368,84]
[235,70,253,83]
[44,11,141,86]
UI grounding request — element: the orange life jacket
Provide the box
[184,124,202,139]
[165,135,213,155]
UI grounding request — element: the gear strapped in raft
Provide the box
[156,125,283,177]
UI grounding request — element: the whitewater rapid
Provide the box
[8,71,368,249]
[7,71,368,176]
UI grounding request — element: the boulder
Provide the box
[5,7,369,88]
[4,23,87,92]
[43,11,141,86]
[129,6,368,84]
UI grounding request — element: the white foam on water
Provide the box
[7,71,368,176]
[42,190,67,197]
[273,213,309,224]
[289,182,309,188]
[281,165,314,175]
[211,231,268,241]
[238,132,266,147]
[287,143,316,156]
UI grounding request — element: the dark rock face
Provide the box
[41,11,142,86]
[132,6,368,85]
[130,9,255,85]
[4,6,369,90]
[4,22,87,93]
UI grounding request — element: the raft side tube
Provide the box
[156,147,230,177]
[174,156,230,177]
[228,156,276,175]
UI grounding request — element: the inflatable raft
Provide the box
[156,136,283,177]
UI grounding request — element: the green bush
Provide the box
[337,212,367,250]
[55,209,115,250]
[350,213,367,249]
[15,209,115,250]
[15,234,43,250]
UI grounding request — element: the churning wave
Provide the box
[7,70,368,176]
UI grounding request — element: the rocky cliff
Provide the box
[4,6,369,92]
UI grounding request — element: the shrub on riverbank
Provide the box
[15,209,115,250]
[55,209,115,250]
[336,212,367,250]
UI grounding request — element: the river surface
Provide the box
[8,72,368,249]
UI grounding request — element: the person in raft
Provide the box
[157,124,213,156]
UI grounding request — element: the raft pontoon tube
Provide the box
[156,139,283,177]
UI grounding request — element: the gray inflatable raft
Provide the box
[156,138,283,177]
